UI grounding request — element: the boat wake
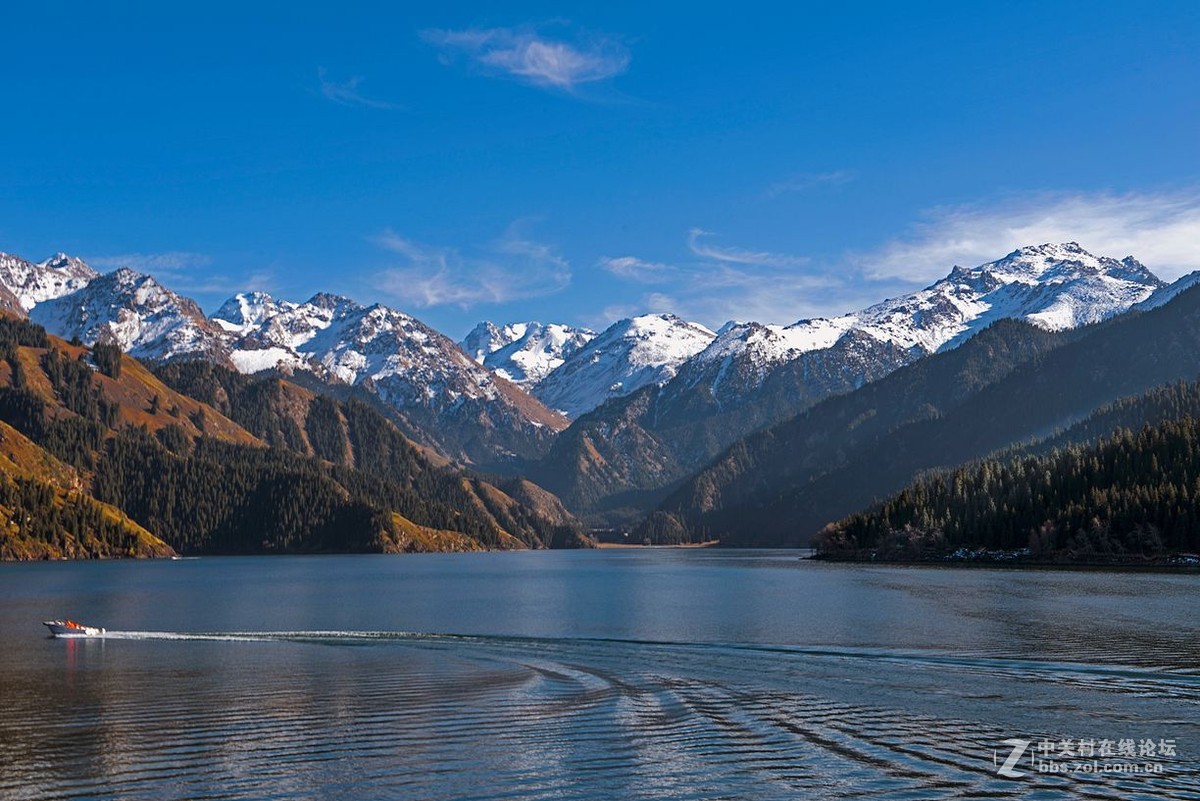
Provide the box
[26,627,1200,799]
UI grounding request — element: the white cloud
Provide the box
[859,189,1200,283]
[421,25,629,91]
[651,264,862,327]
[766,170,855,198]
[373,224,570,308]
[687,228,810,268]
[318,67,396,110]
[598,255,674,283]
[599,231,855,327]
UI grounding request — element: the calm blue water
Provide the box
[1,550,1198,799]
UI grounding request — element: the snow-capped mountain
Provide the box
[674,242,1165,406]
[3,241,1189,481]
[211,291,352,374]
[461,321,595,389]
[1136,270,1200,312]
[0,251,97,312]
[29,268,232,364]
[534,242,1178,521]
[531,314,716,418]
[0,249,566,465]
[211,291,567,462]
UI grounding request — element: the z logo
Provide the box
[995,738,1030,778]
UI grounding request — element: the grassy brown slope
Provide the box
[0,425,174,560]
[0,419,80,488]
[382,513,484,553]
[2,336,259,447]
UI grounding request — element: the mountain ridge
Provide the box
[0,313,589,558]
[528,242,1174,525]
[2,241,1192,528]
[641,280,1200,546]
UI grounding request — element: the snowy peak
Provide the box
[868,241,1163,344]
[600,314,718,370]
[210,290,567,460]
[823,241,1159,351]
[463,321,523,363]
[680,242,1165,403]
[29,268,230,364]
[212,291,293,332]
[967,242,1160,286]
[0,251,97,311]
[462,321,596,388]
[212,291,361,371]
[533,313,715,418]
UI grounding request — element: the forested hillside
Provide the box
[0,315,588,558]
[641,284,1200,546]
[823,417,1200,561]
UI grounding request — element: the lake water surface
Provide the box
[1,550,1198,799]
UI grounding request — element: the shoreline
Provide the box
[594,540,721,549]
[809,553,1200,573]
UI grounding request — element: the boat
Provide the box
[43,619,105,637]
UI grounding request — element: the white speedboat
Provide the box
[43,619,105,637]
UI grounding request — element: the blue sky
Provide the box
[3,1,1199,338]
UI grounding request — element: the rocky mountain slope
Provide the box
[461,321,595,390]
[0,314,588,558]
[30,268,232,365]
[210,291,567,464]
[642,280,1200,546]
[531,243,1174,525]
[0,251,96,313]
[0,251,569,466]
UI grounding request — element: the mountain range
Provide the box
[2,240,1197,550]
[638,282,1200,545]
[0,314,587,559]
[523,243,1182,524]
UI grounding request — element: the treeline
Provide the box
[824,416,1200,559]
[91,428,406,553]
[0,470,170,560]
[153,361,583,548]
[0,319,585,556]
[644,282,1200,547]
[154,361,309,451]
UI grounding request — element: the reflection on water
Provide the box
[1,551,1198,799]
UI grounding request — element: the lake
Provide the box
[1,550,1198,799]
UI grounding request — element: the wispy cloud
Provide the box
[598,189,1200,328]
[373,223,571,308]
[598,255,674,283]
[858,189,1200,283]
[686,228,810,268]
[600,232,856,326]
[318,67,397,109]
[614,272,879,330]
[766,170,855,199]
[421,25,629,92]
[88,251,273,296]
